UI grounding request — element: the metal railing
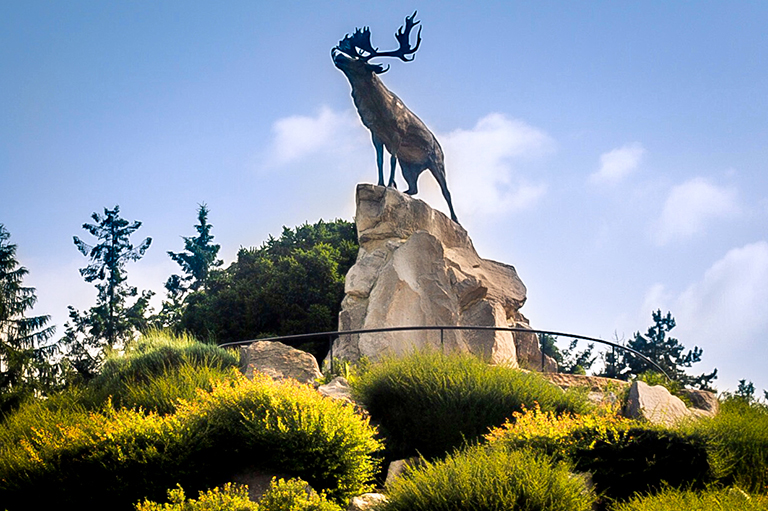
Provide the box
[218,325,670,379]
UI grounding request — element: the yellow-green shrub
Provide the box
[487,405,711,501]
[610,486,768,511]
[383,445,595,511]
[0,372,381,510]
[352,350,591,459]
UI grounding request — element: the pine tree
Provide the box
[619,310,717,389]
[154,204,222,330]
[0,224,58,411]
[166,203,222,294]
[60,206,152,379]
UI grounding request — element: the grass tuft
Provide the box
[610,486,768,511]
[353,350,591,459]
[383,445,595,511]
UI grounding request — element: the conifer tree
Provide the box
[616,310,717,389]
[0,224,58,411]
[166,203,222,294]
[60,206,152,379]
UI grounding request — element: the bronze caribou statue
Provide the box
[332,12,459,223]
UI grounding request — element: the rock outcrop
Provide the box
[624,380,692,427]
[240,341,322,385]
[331,184,553,370]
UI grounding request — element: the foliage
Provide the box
[0,371,381,510]
[83,330,240,413]
[352,350,591,459]
[181,219,357,354]
[382,444,595,511]
[610,486,768,511]
[540,334,597,375]
[258,478,342,511]
[60,206,153,380]
[487,405,711,502]
[687,397,768,493]
[0,224,59,413]
[609,310,717,389]
[135,479,341,511]
[156,205,223,330]
[135,483,258,511]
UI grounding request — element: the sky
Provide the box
[2,1,766,394]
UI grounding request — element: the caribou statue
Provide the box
[332,12,459,224]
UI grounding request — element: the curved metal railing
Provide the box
[218,325,670,379]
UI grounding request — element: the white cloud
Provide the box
[655,177,740,245]
[266,106,365,167]
[432,113,553,217]
[639,242,768,391]
[265,108,553,222]
[590,142,645,184]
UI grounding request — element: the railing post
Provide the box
[440,328,444,352]
[328,334,334,375]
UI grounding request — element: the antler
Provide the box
[336,11,422,62]
[374,11,422,61]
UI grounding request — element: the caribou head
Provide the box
[331,12,459,224]
[331,11,422,76]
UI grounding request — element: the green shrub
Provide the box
[134,479,342,511]
[487,405,711,502]
[0,373,381,510]
[258,478,342,511]
[352,350,591,459]
[83,330,239,413]
[610,486,768,511]
[383,445,595,511]
[689,398,768,493]
[135,482,258,510]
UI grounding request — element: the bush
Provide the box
[383,445,595,511]
[487,405,711,502]
[135,479,342,511]
[0,373,381,510]
[83,330,239,413]
[258,478,342,511]
[610,486,768,511]
[352,350,591,459]
[689,397,768,493]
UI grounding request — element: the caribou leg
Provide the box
[388,154,398,188]
[429,164,459,224]
[372,133,385,186]
[400,162,421,195]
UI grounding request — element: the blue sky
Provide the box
[2,1,767,393]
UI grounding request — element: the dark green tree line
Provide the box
[181,219,357,357]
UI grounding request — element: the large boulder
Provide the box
[624,380,692,427]
[330,184,553,370]
[240,341,322,384]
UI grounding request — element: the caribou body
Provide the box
[332,13,459,223]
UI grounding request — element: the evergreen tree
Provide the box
[0,224,58,412]
[538,333,596,375]
[60,206,152,379]
[167,203,222,293]
[616,310,717,389]
[153,204,222,330]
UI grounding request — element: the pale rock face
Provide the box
[624,380,693,427]
[240,341,322,384]
[331,184,552,369]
